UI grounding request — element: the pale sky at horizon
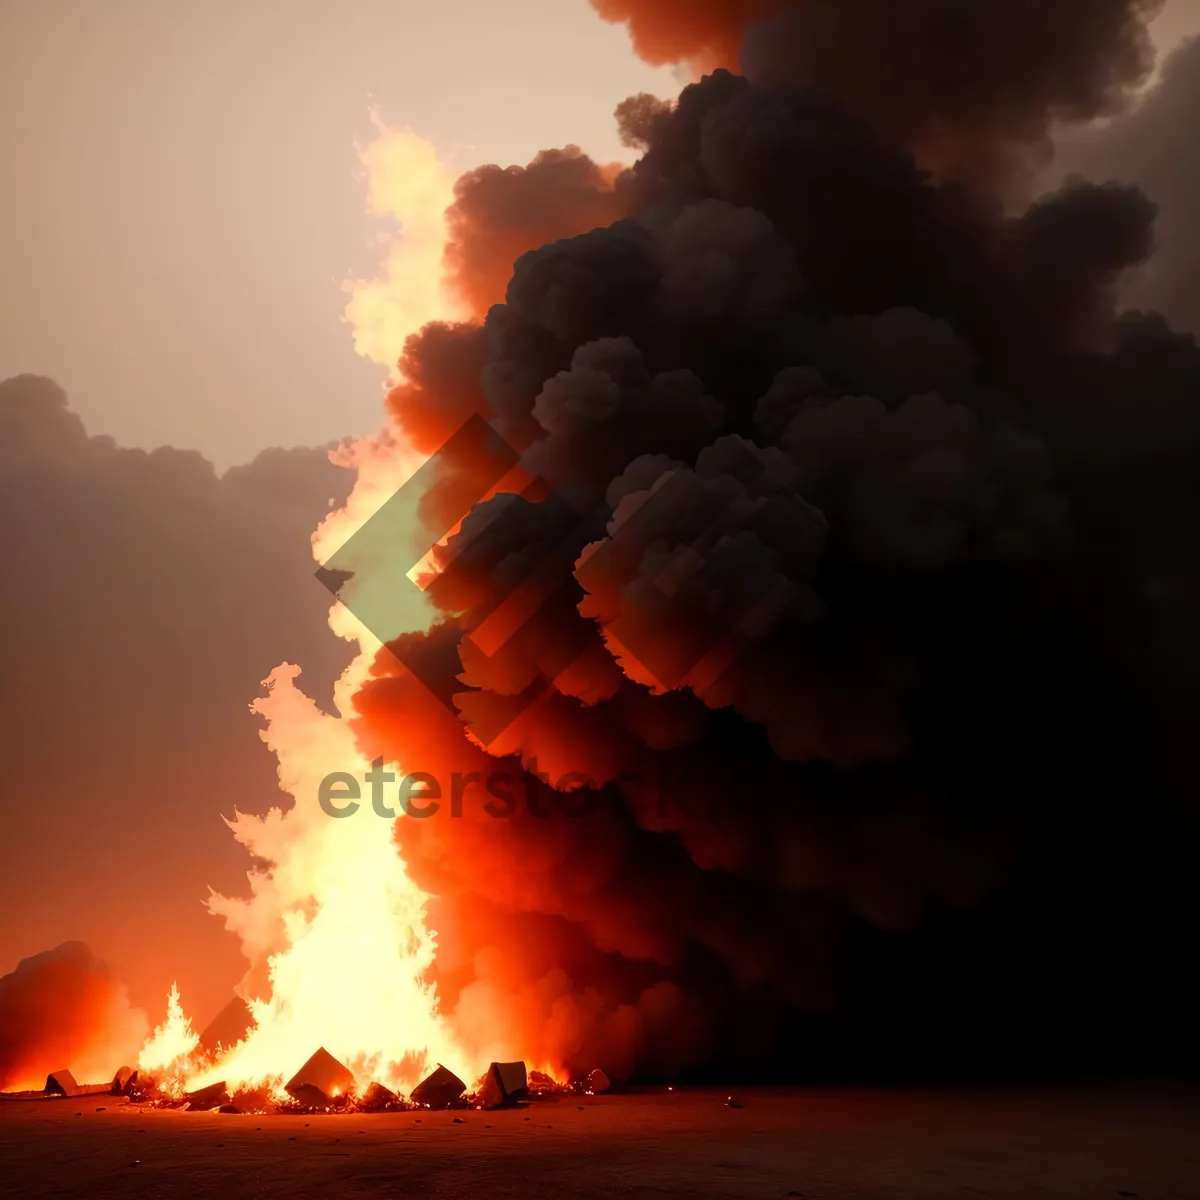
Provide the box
[1,0,1196,469]
[0,0,677,468]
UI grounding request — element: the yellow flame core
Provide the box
[138,982,199,1095]
[179,431,476,1098]
[343,113,469,374]
[142,125,488,1099]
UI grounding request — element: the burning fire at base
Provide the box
[70,407,569,1110]
[27,1049,612,1117]
[103,115,578,1110]
[127,352,527,1108]
[60,121,549,1110]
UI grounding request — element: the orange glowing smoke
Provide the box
[0,943,148,1093]
[590,0,778,74]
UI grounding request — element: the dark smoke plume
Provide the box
[595,0,1164,181]
[349,6,1200,1083]
[445,149,625,322]
[1054,34,1200,336]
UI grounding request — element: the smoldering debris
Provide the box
[358,1082,403,1113]
[43,1070,80,1098]
[183,1082,230,1111]
[111,1067,137,1095]
[479,1061,529,1110]
[284,1049,356,1109]
[587,1069,611,1094]
[409,1063,467,1109]
[2,1051,637,1118]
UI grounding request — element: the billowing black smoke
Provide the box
[347,16,1200,1082]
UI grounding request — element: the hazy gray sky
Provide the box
[1,1,1194,468]
[0,0,675,467]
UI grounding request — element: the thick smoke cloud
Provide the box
[445,149,625,321]
[596,0,1163,181]
[0,375,353,1027]
[349,51,1200,1081]
[384,151,633,457]
[1054,34,1200,335]
[0,942,146,1091]
[593,0,780,71]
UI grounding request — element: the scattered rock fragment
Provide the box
[45,1070,81,1098]
[111,1067,137,1096]
[726,1096,744,1109]
[184,1081,230,1110]
[285,1048,354,1108]
[358,1082,401,1113]
[410,1064,465,1110]
[127,1075,160,1104]
[479,1061,528,1110]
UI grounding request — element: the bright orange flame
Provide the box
[138,982,199,1096]
[138,122,488,1100]
[177,429,479,1097]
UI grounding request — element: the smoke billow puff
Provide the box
[1055,34,1200,336]
[595,0,1163,181]
[0,374,354,1028]
[346,4,1200,1081]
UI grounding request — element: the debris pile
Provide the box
[44,1070,109,1098]
[111,1066,137,1095]
[182,1081,229,1111]
[478,1061,529,1110]
[284,1048,354,1109]
[358,1082,404,1113]
[44,1070,80,1098]
[409,1064,466,1110]
[4,1046,633,1114]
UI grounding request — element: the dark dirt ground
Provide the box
[1,1084,1197,1198]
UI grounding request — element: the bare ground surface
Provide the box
[1,1084,1197,1199]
